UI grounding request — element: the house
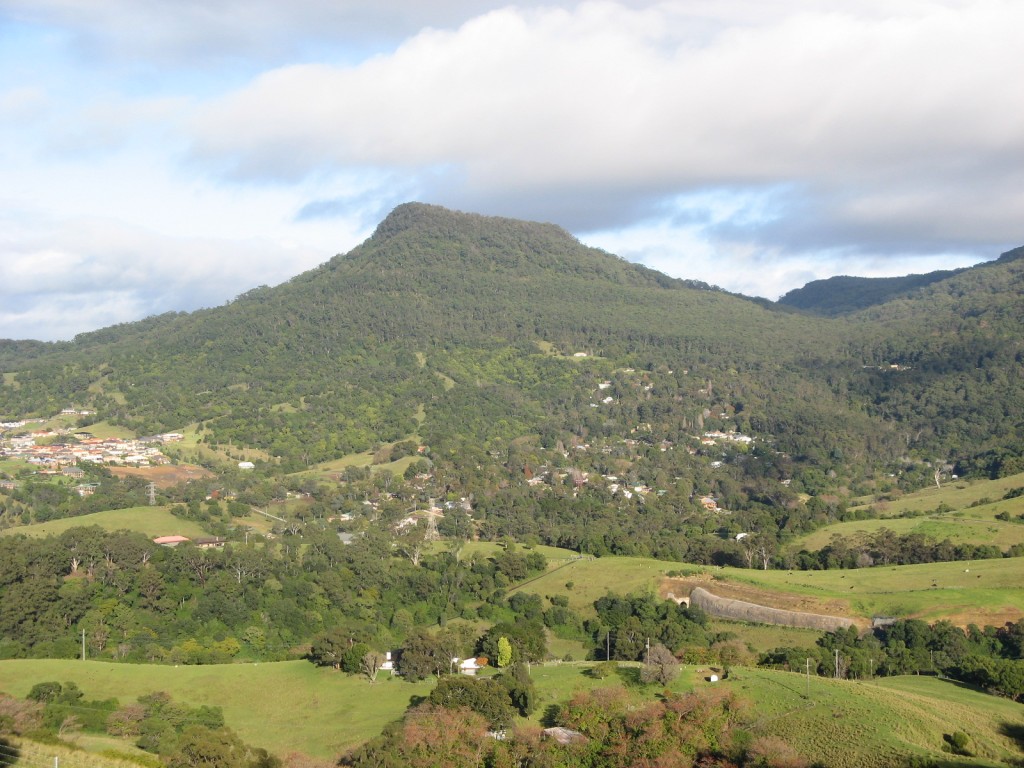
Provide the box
[62,466,85,479]
[193,537,227,549]
[153,535,191,547]
[238,461,255,470]
[454,657,487,675]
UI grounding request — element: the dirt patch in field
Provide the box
[660,574,870,630]
[109,464,215,488]
[926,606,1024,629]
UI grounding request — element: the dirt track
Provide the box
[108,464,214,488]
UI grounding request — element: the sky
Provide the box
[1,1,1021,342]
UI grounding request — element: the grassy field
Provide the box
[0,457,31,474]
[506,555,701,615]
[791,503,1024,553]
[793,470,1024,554]
[8,736,152,768]
[2,659,1019,767]
[850,472,1024,517]
[0,659,433,758]
[289,447,421,481]
[707,619,826,652]
[455,541,579,561]
[0,506,209,539]
[729,667,1024,767]
[500,551,1024,628]
[711,558,1024,625]
[75,421,137,439]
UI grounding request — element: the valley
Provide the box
[1,205,1023,768]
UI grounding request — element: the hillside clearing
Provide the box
[0,506,209,539]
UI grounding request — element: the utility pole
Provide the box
[805,658,812,698]
[835,649,840,680]
[81,628,86,661]
[147,482,157,506]
[606,632,610,660]
[646,637,650,666]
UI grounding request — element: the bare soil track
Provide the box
[108,464,214,488]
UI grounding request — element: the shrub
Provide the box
[943,731,972,756]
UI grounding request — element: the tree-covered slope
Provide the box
[777,270,967,316]
[833,246,1024,477]
[779,245,1024,317]
[0,204,1021,483]
[0,205,856,464]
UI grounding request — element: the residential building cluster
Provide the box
[0,410,180,470]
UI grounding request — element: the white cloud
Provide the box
[188,1,1024,252]
[0,216,331,341]
[0,86,47,122]
[1,0,1021,341]
[0,0,529,64]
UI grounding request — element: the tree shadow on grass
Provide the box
[614,666,642,687]
[0,738,20,768]
[540,704,561,728]
[998,721,1024,751]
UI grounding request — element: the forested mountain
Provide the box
[777,270,968,316]
[778,245,1024,317]
[1,204,1023,490]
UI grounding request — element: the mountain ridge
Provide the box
[778,244,1024,317]
[1,203,1022,486]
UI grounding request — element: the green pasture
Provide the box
[165,424,270,467]
[3,659,1019,767]
[708,619,825,652]
[791,498,1024,553]
[74,421,137,439]
[501,552,1024,627]
[729,667,1023,767]
[310,450,375,472]
[455,541,579,561]
[0,659,432,759]
[298,441,422,479]
[718,558,1024,623]
[0,457,31,474]
[0,506,209,539]
[10,737,150,768]
[851,471,1024,517]
[506,556,702,615]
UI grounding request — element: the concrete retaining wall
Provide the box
[689,586,855,633]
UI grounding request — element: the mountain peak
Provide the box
[370,202,572,244]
